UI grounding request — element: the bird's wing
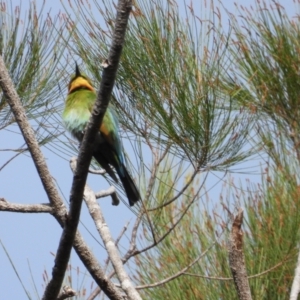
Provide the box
[99,107,124,164]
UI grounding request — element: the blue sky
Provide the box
[0,0,298,299]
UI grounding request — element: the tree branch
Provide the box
[0,1,132,298]
[183,256,291,281]
[0,42,126,300]
[0,199,53,213]
[71,157,119,205]
[132,243,215,290]
[42,0,132,298]
[0,55,66,218]
[228,209,252,300]
[56,286,77,300]
[70,159,141,300]
[290,248,300,299]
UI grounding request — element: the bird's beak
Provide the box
[75,62,81,77]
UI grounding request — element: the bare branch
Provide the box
[0,199,53,213]
[89,168,106,175]
[57,286,77,300]
[228,209,252,300]
[96,186,120,206]
[122,213,143,263]
[95,186,117,199]
[290,250,300,299]
[125,187,201,260]
[104,221,130,271]
[184,258,290,280]
[0,53,65,217]
[86,287,102,300]
[71,157,141,300]
[88,221,130,300]
[74,232,126,300]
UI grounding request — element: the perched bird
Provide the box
[63,64,140,206]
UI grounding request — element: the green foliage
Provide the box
[135,163,300,300]
[226,0,300,161]
[3,0,300,299]
[68,0,254,172]
[0,1,68,145]
[243,166,300,299]
[66,1,300,298]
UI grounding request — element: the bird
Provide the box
[62,63,140,206]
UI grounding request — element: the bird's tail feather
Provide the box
[93,152,119,183]
[117,166,140,206]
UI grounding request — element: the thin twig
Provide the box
[86,287,101,300]
[132,242,216,290]
[122,212,143,262]
[228,209,252,300]
[125,185,202,259]
[0,150,26,172]
[183,257,290,280]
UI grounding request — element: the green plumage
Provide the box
[62,65,140,206]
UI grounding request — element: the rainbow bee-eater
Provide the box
[63,64,140,206]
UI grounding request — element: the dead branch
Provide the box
[57,286,77,300]
[70,159,141,300]
[88,168,106,175]
[183,258,289,280]
[0,53,66,219]
[228,209,252,300]
[0,200,53,213]
[290,250,300,299]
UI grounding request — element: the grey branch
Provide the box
[88,222,130,300]
[0,199,53,213]
[96,185,120,206]
[290,248,300,299]
[88,167,106,175]
[228,209,252,300]
[57,286,77,300]
[71,159,141,300]
[84,186,141,300]
[96,186,120,206]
